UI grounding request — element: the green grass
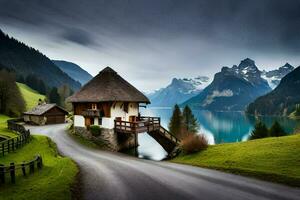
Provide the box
[17,82,45,110]
[0,115,18,139]
[0,135,79,200]
[172,134,300,187]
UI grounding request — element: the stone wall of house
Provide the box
[74,126,137,151]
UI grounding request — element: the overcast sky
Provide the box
[0,0,300,92]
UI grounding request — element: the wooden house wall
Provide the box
[73,102,111,117]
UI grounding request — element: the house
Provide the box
[68,67,150,129]
[68,67,179,154]
[23,103,68,125]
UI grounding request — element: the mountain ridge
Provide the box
[181,58,271,111]
[147,76,210,107]
[0,30,81,91]
[52,60,93,85]
[247,65,300,116]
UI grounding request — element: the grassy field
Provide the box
[172,134,300,187]
[0,115,18,139]
[0,113,79,200]
[17,82,45,110]
[0,135,78,200]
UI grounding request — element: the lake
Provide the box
[131,107,300,161]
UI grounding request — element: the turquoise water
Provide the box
[135,107,300,160]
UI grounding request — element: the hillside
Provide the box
[53,60,93,85]
[261,63,294,89]
[182,58,271,111]
[0,30,81,91]
[172,134,300,187]
[17,82,45,110]
[247,66,300,116]
[148,76,210,107]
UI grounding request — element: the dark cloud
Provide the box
[0,0,300,51]
[61,28,95,46]
[0,0,299,91]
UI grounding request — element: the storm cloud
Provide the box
[0,0,299,92]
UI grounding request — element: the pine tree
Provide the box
[295,104,300,116]
[249,121,269,140]
[168,104,183,139]
[49,87,61,106]
[269,121,287,137]
[182,105,199,134]
[38,79,47,95]
[0,69,25,116]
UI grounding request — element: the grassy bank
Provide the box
[0,135,78,200]
[172,134,300,187]
[17,82,45,110]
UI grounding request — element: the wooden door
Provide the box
[129,116,136,122]
[85,117,91,126]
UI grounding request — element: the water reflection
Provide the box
[135,107,300,160]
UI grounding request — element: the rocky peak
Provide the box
[238,58,256,69]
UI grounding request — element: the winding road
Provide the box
[27,124,300,200]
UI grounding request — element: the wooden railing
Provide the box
[114,116,160,134]
[158,126,180,144]
[0,119,31,157]
[0,155,43,184]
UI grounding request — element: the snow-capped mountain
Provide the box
[147,76,210,107]
[181,58,271,111]
[261,63,294,89]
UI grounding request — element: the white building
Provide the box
[68,67,150,129]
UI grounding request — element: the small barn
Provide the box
[23,103,68,125]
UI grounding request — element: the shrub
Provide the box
[269,121,287,137]
[181,134,208,154]
[249,121,269,140]
[90,125,102,137]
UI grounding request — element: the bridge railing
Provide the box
[158,126,180,144]
[114,116,160,134]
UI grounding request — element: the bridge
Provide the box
[114,116,180,154]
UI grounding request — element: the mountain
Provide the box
[148,76,210,107]
[247,66,300,116]
[181,58,271,111]
[0,30,81,91]
[261,63,294,89]
[52,60,93,85]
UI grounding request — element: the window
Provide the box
[124,102,129,113]
[91,103,97,110]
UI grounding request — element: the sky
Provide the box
[0,0,300,92]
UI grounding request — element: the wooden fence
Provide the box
[0,119,31,157]
[0,155,43,184]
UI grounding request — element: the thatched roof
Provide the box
[23,103,68,116]
[67,67,150,103]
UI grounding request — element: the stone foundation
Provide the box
[74,126,137,151]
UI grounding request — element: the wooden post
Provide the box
[21,162,26,176]
[7,140,10,153]
[37,156,42,170]
[0,164,5,184]
[2,143,4,156]
[10,163,15,184]
[12,139,15,151]
[134,133,138,157]
[29,161,34,174]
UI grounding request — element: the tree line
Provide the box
[168,104,208,154]
[0,68,73,117]
[250,121,287,140]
